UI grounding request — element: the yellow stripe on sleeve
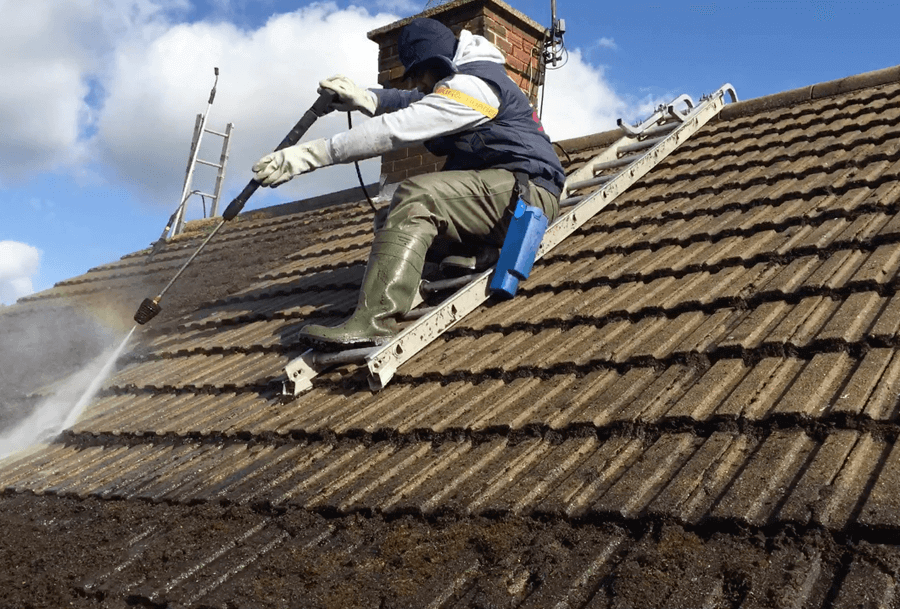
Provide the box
[433,87,499,119]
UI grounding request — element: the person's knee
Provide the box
[383,178,447,234]
[533,186,559,223]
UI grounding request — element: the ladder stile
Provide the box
[173,113,205,235]
[165,69,234,237]
[281,83,738,396]
[210,122,234,218]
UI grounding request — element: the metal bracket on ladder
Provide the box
[283,83,739,397]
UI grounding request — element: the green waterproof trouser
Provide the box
[382,168,560,251]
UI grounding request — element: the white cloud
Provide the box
[0,0,654,212]
[0,1,93,181]
[0,241,41,304]
[96,3,398,209]
[0,0,189,185]
[540,48,665,141]
[596,37,617,50]
[373,0,422,13]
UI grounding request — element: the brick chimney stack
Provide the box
[367,0,549,186]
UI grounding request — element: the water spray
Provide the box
[61,326,136,430]
[0,326,137,459]
[133,89,337,325]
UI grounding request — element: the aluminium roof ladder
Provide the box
[283,83,739,396]
[161,68,235,240]
[172,115,234,234]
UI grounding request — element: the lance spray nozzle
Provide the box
[134,297,162,325]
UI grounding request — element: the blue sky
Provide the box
[2,0,898,304]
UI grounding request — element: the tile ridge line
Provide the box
[718,64,900,121]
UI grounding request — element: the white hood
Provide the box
[452,29,506,67]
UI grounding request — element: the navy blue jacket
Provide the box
[374,64,565,198]
[424,61,565,198]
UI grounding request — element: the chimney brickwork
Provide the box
[367,0,548,186]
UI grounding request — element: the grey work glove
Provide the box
[318,75,377,117]
[252,138,333,187]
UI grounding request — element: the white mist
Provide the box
[0,326,135,459]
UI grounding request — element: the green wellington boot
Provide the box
[298,228,429,350]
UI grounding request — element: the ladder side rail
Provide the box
[171,113,204,237]
[172,70,220,234]
[210,122,234,217]
[174,108,211,236]
[537,84,733,259]
[362,84,736,391]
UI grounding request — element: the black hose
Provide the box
[347,112,378,212]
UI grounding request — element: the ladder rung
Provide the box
[403,306,438,320]
[592,154,643,173]
[421,275,477,293]
[640,121,680,138]
[560,195,585,208]
[312,346,379,367]
[204,128,229,138]
[617,135,667,156]
[193,191,217,199]
[195,159,222,169]
[566,173,616,193]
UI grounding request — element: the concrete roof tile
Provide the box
[773,352,856,416]
[710,430,818,527]
[831,554,900,608]
[621,310,710,361]
[781,432,884,531]
[757,255,823,295]
[270,443,374,509]
[858,439,900,529]
[665,359,747,420]
[536,436,643,519]
[202,444,323,506]
[671,309,738,355]
[830,349,897,417]
[766,296,841,347]
[801,249,868,291]
[609,365,701,425]
[396,440,509,515]
[850,243,900,285]
[718,301,793,351]
[715,357,807,419]
[818,291,886,343]
[858,350,900,421]
[870,293,900,341]
[317,442,437,514]
[592,433,701,519]
[645,432,750,524]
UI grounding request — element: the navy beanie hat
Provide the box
[398,17,458,78]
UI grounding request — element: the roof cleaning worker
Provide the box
[252,17,565,349]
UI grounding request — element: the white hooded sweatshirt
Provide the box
[329,30,507,164]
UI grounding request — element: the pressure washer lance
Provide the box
[133,89,338,325]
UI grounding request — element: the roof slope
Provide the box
[2,66,900,607]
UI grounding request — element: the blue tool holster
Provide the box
[489,173,548,299]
